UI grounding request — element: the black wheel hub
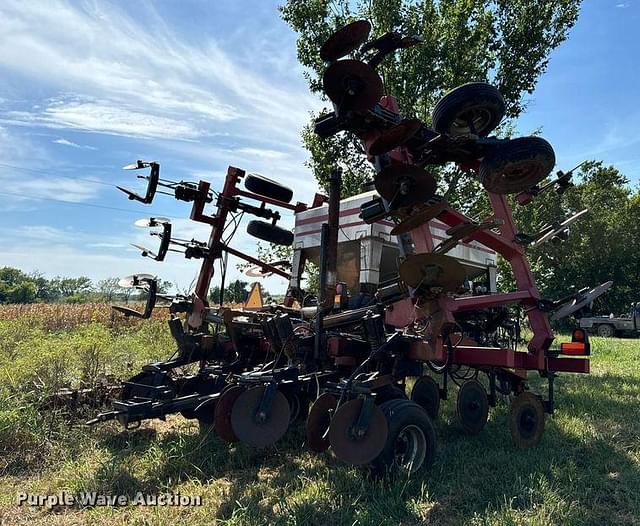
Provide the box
[452,106,493,135]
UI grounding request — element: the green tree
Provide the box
[499,162,640,315]
[97,278,122,302]
[281,0,582,195]
[226,279,250,304]
[209,285,221,304]
[52,276,93,299]
[26,271,57,302]
[0,267,38,304]
[5,281,37,304]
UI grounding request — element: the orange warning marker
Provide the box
[243,282,264,311]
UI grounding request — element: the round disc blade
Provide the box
[369,119,422,156]
[328,399,388,465]
[456,379,489,435]
[134,217,170,228]
[118,273,155,288]
[320,20,371,62]
[245,260,290,278]
[323,59,383,112]
[375,164,437,208]
[509,391,545,449]
[231,386,291,448]
[306,393,337,453]
[245,266,271,278]
[410,376,440,421]
[391,198,447,235]
[214,385,245,443]
[399,253,466,292]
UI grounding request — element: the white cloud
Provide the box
[7,98,205,141]
[0,125,101,205]
[237,147,289,160]
[52,138,97,150]
[0,1,321,294]
[14,225,70,242]
[2,176,100,204]
[0,1,320,143]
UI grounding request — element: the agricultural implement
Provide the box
[88,21,610,477]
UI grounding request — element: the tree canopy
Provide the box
[0,269,173,305]
[281,1,640,316]
[501,162,640,315]
[281,0,582,193]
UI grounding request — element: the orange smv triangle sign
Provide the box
[244,282,264,311]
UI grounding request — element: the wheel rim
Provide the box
[599,326,613,337]
[451,106,493,135]
[500,160,540,184]
[483,158,549,194]
[393,424,427,474]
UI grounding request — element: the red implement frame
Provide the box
[186,166,307,328]
[371,97,588,376]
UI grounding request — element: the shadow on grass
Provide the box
[70,371,640,525]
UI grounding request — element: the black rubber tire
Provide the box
[246,220,294,246]
[596,324,615,338]
[509,392,545,449]
[374,384,408,405]
[245,173,293,203]
[432,82,505,137]
[410,376,440,420]
[370,400,437,478]
[479,136,555,194]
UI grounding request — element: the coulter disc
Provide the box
[214,385,245,443]
[320,20,371,62]
[410,376,441,421]
[456,379,489,435]
[328,399,388,465]
[374,164,437,209]
[509,391,545,449]
[391,198,447,235]
[306,393,338,453]
[230,386,291,448]
[323,59,383,112]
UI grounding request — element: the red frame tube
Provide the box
[369,97,569,374]
[186,166,302,328]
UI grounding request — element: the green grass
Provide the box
[0,319,639,525]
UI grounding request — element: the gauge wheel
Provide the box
[479,137,555,194]
[245,173,293,203]
[247,220,294,246]
[432,82,505,137]
[369,400,437,479]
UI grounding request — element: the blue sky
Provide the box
[0,0,638,294]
